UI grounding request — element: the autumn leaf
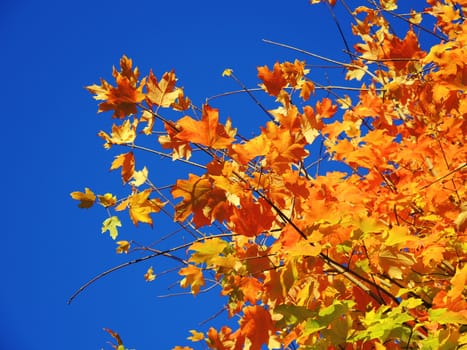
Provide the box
[97,193,117,208]
[172,174,212,223]
[257,62,287,96]
[110,152,135,183]
[87,55,145,118]
[144,266,156,282]
[127,189,165,226]
[130,167,148,187]
[98,119,137,149]
[102,216,122,240]
[116,240,130,254]
[230,198,276,237]
[159,121,192,160]
[189,238,229,265]
[239,305,275,350]
[175,105,235,149]
[179,264,205,295]
[222,68,233,77]
[70,187,96,208]
[145,70,181,108]
[187,330,204,342]
[299,80,315,101]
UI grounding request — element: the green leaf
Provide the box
[273,304,314,328]
[429,308,467,325]
[102,216,122,240]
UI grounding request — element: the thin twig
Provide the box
[262,39,380,81]
[68,233,235,304]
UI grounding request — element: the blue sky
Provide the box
[0,1,414,349]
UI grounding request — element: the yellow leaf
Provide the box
[189,238,229,265]
[222,68,233,77]
[287,239,321,257]
[385,225,416,246]
[130,167,148,187]
[179,264,205,295]
[379,0,397,11]
[144,266,156,282]
[70,187,96,208]
[98,193,117,207]
[116,240,130,254]
[187,330,205,342]
[102,216,122,240]
[128,189,165,226]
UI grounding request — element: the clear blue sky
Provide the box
[1,1,419,349]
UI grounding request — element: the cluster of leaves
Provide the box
[72,0,467,349]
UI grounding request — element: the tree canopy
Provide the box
[71,1,466,349]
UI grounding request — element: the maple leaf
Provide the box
[172,174,212,223]
[127,189,165,226]
[299,80,315,101]
[239,305,275,350]
[230,133,270,165]
[187,330,204,342]
[98,119,137,149]
[129,167,148,187]
[145,70,181,108]
[179,264,205,295]
[159,121,192,160]
[189,238,229,265]
[110,152,135,183]
[87,55,145,118]
[70,187,96,208]
[230,198,276,237]
[315,97,337,119]
[102,216,122,240]
[257,62,287,96]
[97,193,117,208]
[144,266,156,282]
[175,105,235,149]
[116,240,130,254]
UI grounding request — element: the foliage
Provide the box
[72,0,467,349]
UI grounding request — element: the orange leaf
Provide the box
[87,55,145,118]
[257,62,287,96]
[110,152,135,183]
[179,264,205,295]
[159,121,192,160]
[230,198,276,237]
[116,240,130,254]
[239,305,274,350]
[239,277,263,304]
[70,187,96,208]
[315,97,337,119]
[175,105,235,149]
[231,133,270,165]
[172,174,213,225]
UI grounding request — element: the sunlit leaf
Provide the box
[70,187,96,208]
[102,216,122,240]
